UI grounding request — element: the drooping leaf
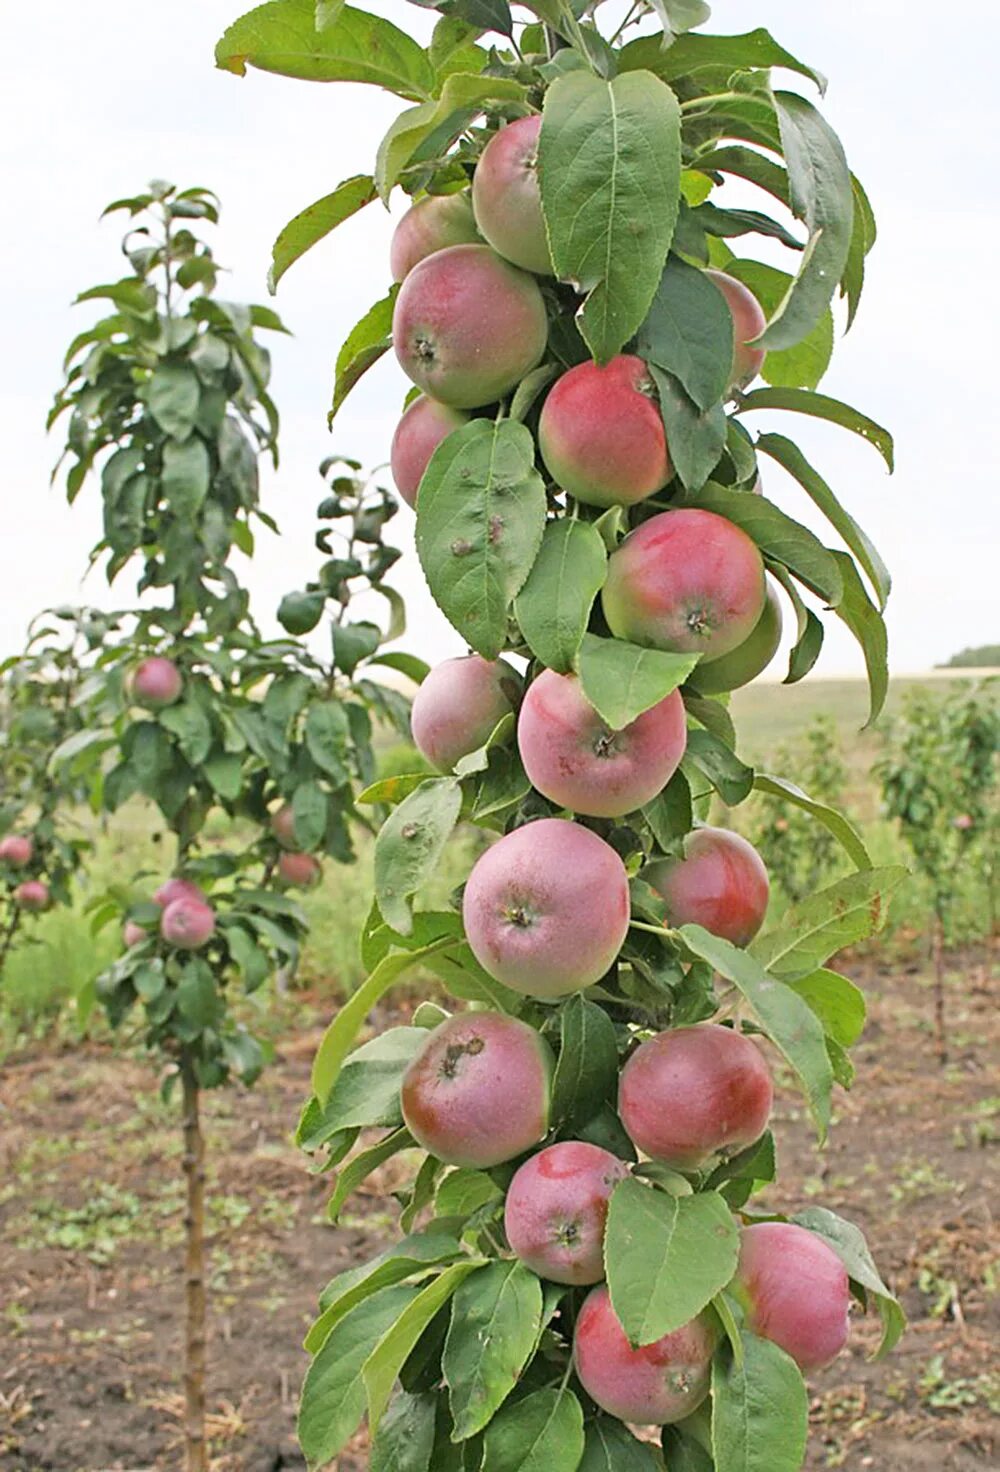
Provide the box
[370,1390,437,1472]
[736,386,894,471]
[683,728,754,806]
[327,1127,415,1223]
[374,777,463,934]
[268,175,377,292]
[840,173,877,330]
[161,436,210,516]
[576,634,699,731]
[514,520,608,673]
[619,28,826,95]
[750,866,907,981]
[581,1417,663,1472]
[551,994,619,1129]
[712,1332,808,1472]
[444,1259,544,1440]
[648,365,727,491]
[635,256,733,411]
[726,259,832,390]
[375,73,527,201]
[752,772,871,870]
[147,364,200,440]
[786,969,866,1048]
[829,550,890,726]
[330,286,398,422]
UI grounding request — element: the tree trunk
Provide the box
[181,1061,208,1472]
[932,909,947,1067]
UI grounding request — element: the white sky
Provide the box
[2,0,996,676]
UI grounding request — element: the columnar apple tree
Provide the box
[217,4,908,1468]
[49,182,409,1472]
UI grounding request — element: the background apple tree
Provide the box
[215,3,908,1469]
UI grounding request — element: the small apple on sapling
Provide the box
[472,115,552,276]
[390,192,481,283]
[401,1011,554,1169]
[15,880,51,912]
[574,1286,717,1425]
[123,919,149,948]
[278,851,322,889]
[705,268,767,393]
[645,826,770,947]
[390,395,469,509]
[270,803,299,851]
[462,817,630,998]
[154,877,207,909]
[129,656,183,709]
[0,834,34,867]
[504,1141,629,1285]
[410,654,522,773]
[160,896,216,950]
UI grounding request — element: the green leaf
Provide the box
[581,1417,663,1472]
[370,1390,437,1472]
[375,73,527,202]
[652,0,712,37]
[750,866,907,982]
[147,364,200,440]
[481,1387,585,1472]
[786,969,866,1048]
[203,751,242,800]
[298,1284,423,1465]
[648,365,727,491]
[330,286,398,421]
[619,28,826,95]
[216,0,434,98]
[311,1233,463,1348]
[551,994,619,1129]
[683,728,754,806]
[712,1332,808,1472]
[292,778,329,851]
[736,387,894,471]
[726,259,832,391]
[635,256,733,411]
[161,436,210,516]
[514,520,608,674]
[364,1261,486,1433]
[753,93,852,351]
[269,175,377,292]
[328,1127,415,1223]
[278,589,326,635]
[679,926,833,1138]
[158,701,213,766]
[683,689,736,748]
[539,69,682,363]
[766,563,823,684]
[374,777,463,935]
[576,633,699,731]
[436,1167,502,1219]
[642,769,693,848]
[319,1026,428,1134]
[305,700,352,784]
[311,936,461,1102]
[416,419,547,660]
[445,1260,544,1440]
[830,550,889,726]
[790,1206,905,1358]
[753,772,871,871]
[332,620,382,675]
[757,433,890,610]
[661,1424,714,1472]
[368,651,431,685]
[840,174,876,330]
[686,482,842,606]
[605,1178,739,1345]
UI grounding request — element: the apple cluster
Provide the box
[0,831,52,912]
[124,875,218,952]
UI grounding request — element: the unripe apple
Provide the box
[153,876,207,909]
[129,655,183,709]
[733,1222,851,1372]
[688,579,783,695]
[15,879,50,912]
[390,395,469,509]
[410,654,522,773]
[392,244,549,409]
[538,356,671,507]
[123,920,148,948]
[278,851,322,889]
[462,817,630,998]
[602,509,766,659]
[401,1011,554,1168]
[270,803,298,851]
[472,115,552,275]
[517,672,686,818]
[618,1023,773,1170]
[504,1141,629,1284]
[0,834,33,867]
[705,268,767,393]
[390,192,481,282]
[574,1285,717,1425]
[645,827,770,947]
[160,897,216,950]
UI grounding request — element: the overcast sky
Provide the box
[2,1,995,677]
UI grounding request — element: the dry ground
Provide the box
[0,949,996,1471]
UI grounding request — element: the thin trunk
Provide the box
[932,908,947,1067]
[181,1060,208,1472]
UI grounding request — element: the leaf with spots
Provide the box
[374,776,463,936]
[444,1259,544,1440]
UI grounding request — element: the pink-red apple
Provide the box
[15,879,50,912]
[390,192,481,283]
[123,919,149,948]
[733,1222,851,1372]
[538,356,671,507]
[618,1023,773,1170]
[504,1141,629,1284]
[574,1285,717,1425]
[401,1011,554,1168]
[278,851,322,889]
[602,509,766,659]
[129,656,183,709]
[705,268,767,393]
[392,244,548,409]
[645,827,770,946]
[153,876,206,909]
[410,654,522,773]
[689,579,783,695]
[0,834,33,867]
[472,115,552,276]
[270,803,298,851]
[160,896,216,950]
[462,817,630,998]
[390,395,469,509]
[517,672,686,817]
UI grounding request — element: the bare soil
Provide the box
[0,950,996,1471]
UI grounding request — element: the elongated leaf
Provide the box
[374,777,462,934]
[606,1178,739,1345]
[753,772,871,871]
[679,925,833,1137]
[216,0,434,98]
[756,93,852,352]
[311,936,461,1101]
[684,728,754,806]
[330,286,397,421]
[635,256,733,411]
[786,969,866,1047]
[364,1261,485,1432]
[830,550,889,726]
[686,482,842,606]
[416,419,547,660]
[841,173,876,330]
[766,562,823,684]
[269,175,376,292]
[791,1206,905,1357]
[316,1231,462,1319]
[540,69,682,363]
[649,365,727,491]
[316,1026,427,1135]
[481,1387,585,1472]
[376,72,527,200]
[750,865,907,981]
[661,1424,714,1472]
[736,387,894,470]
[328,1127,415,1222]
[619,28,825,94]
[726,259,832,391]
[576,633,699,731]
[700,145,790,208]
[552,994,619,1129]
[515,520,607,673]
[581,1417,663,1471]
[370,1390,437,1472]
[147,364,199,440]
[712,1332,808,1472]
[757,432,890,609]
[444,1259,544,1440]
[161,436,210,516]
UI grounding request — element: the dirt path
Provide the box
[0,952,996,1470]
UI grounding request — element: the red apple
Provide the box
[14,879,50,912]
[644,827,770,947]
[472,115,552,275]
[129,656,183,709]
[123,920,149,948]
[410,654,522,773]
[504,1141,629,1284]
[278,851,322,889]
[160,897,216,950]
[733,1222,851,1372]
[688,579,783,695]
[153,877,207,909]
[270,803,298,850]
[390,395,470,509]
[0,834,33,867]
[705,268,767,393]
[390,192,481,282]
